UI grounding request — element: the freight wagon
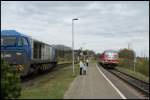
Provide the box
[1,30,57,76]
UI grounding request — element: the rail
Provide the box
[21,62,78,82]
[108,69,149,96]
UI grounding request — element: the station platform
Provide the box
[64,63,125,99]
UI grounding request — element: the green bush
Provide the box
[1,59,21,99]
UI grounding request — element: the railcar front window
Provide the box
[1,37,17,46]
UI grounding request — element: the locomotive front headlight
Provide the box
[2,54,12,58]
[1,54,4,58]
[16,52,22,55]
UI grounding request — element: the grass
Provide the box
[19,63,80,99]
[118,58,149,79]
[135,58,149,77]
[116,67,149,83]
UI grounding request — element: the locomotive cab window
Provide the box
[1,36,17,46]
[22,37,29,46]
[18,37,23,46]
[18,37,29,46]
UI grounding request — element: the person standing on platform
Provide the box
[79,60,84,75]
[86,59,89,67]
[83,61,87,75]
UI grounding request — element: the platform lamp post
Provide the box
[72,18,79,75]
[134,52,136,72]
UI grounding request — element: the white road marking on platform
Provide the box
[96,64,127,99]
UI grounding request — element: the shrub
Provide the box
[1,59,21,99]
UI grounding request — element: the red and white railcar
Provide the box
[99,50,119,68]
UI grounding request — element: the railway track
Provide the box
[21,62,72,83]
[107,68,149,96]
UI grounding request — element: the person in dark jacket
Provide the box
[86,59,89,67]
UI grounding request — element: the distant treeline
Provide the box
[55,46,96,62]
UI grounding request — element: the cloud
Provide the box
[1,1,149,57]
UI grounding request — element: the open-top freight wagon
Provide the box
[1,30,57,76]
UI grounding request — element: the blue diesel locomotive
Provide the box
[1,30,57,76]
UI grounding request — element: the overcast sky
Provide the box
[1,1,149,57]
